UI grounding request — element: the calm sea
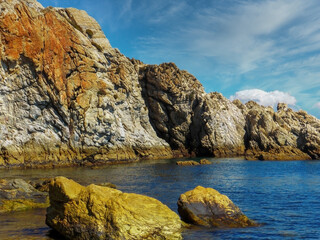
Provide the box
[0,158,320,239]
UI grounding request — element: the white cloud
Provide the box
[230,89,297,108]
[315,102,320,110]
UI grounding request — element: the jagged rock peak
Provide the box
[0,0,319,168]
[0,0,43,14]
[0,0,172,167]
[56,7,112,51]
[277,103,288,111]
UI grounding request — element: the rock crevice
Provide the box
[0,0,319,167]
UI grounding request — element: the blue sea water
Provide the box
[0,158,320,239]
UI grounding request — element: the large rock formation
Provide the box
[0,0,172,167]
[46,177,183,240]
[0,0,319,168]
[138,63,246,157]
[177,186,256,228]
[233,101,320,160]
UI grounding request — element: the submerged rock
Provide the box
[46,177,183,240]
[176,159,212,166]
[200,159,211,165]
[177,186,256,228]
[0,178,49,213]
[176,160,200,166]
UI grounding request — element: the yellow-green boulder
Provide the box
[46,177,182,239]
[177,186,257,228]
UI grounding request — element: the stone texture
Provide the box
[0,0,172,167]
[176,159,211,166]
[200,159,211,165]
[233,101,320,160]
[176,160,200,166]
[28,178,53,192]
[46,177,182,240]
[177,186,256,228]
[138,63,246,158]
[0,178,49,213]
[0,0,319,168]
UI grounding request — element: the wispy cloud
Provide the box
[181,0,307,73]
[315,102,320,110]
[134,0,318,71]
[131,0,320,117]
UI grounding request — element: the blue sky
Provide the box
[38,0,320,118]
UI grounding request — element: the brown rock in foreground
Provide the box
[46,177,183,240]
[177,186,257,228]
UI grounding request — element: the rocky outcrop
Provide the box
[177,186,256,228]
[233,101,320,160]
[176,159,211,166]
[0,0,172,167]
[0,0,319,168]
[46,177,183,240]
[138,63,246,158]
[0,178,49,213]
[176,160,200,166]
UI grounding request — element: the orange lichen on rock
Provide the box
[0,1,99,108]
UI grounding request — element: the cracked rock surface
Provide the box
[0,0,319,168]
[0,0,171,167]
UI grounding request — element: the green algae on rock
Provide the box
[0,198,49,213]
[0,178,49,213]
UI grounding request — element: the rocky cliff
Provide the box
[235,101,320,160]
[138,63,245,157]
[0,0,319,168]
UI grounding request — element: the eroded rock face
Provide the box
[46,177,183,240]
[233,101,320,160]
[0,0,319,168]
[138,63,245,158]
[191,92,245,157]
[177,186,256,228]
[0,0,172,167]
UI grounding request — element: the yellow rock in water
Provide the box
[200,159,211,165]
[46,177,182,240]
[177,186,257,228]
[176,160,200,166]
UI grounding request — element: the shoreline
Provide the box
[0,153,318,170]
